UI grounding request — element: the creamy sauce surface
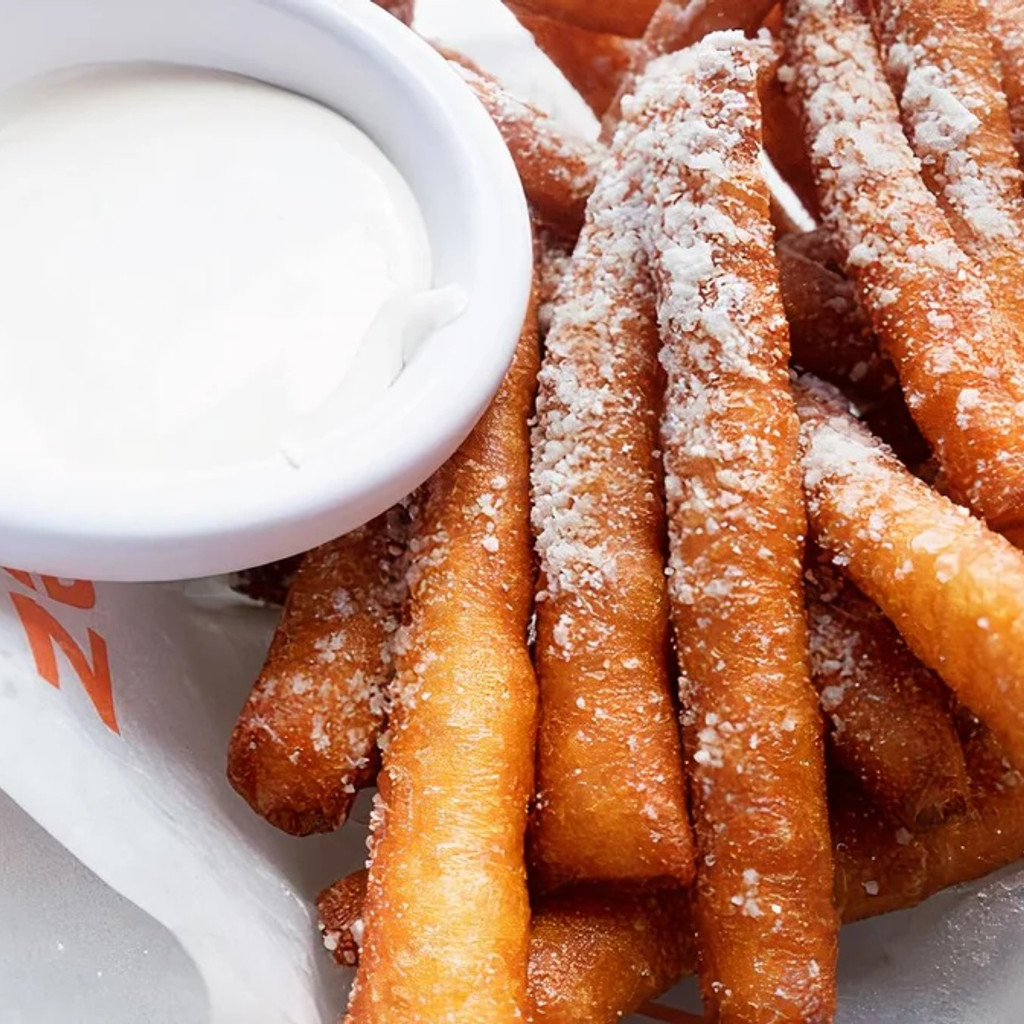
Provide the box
[0,64,455,475]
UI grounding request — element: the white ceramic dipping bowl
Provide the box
[0,0,533,581]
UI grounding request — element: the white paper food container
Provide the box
[2,3,1021,1022]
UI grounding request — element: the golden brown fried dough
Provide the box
[982,0,1024,165]
[529,41,693,891]
[512,12,641,116]
[227,513,406,835]
[631,36,837,1023]
[795,378,1024,774]
[806,555,970,829]
[777,231,893,392]
[505,0,659,38]
[601,0,779,137]
[345,290,540,1024]
[833,722,1024,921]
[318,869,368,968]
[527,885,696,1024]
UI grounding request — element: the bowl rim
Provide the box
[0,0,534,581]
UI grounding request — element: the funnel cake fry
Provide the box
[525,885,695,1024]
[776,231,929,461]
[795,379,1024,774]
[783,0,1024,535]
[777,232,893,392]
[227,512,406,835]
[632,36,837,1022]
[806,556,969,829]
[345,291,540,1024]
[529,63,693,891]
[641,0,778,51]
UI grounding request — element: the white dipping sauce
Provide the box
[0,64,454,475]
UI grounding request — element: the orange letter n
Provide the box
[10,593,119,734]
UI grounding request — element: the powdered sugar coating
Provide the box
[535,228,573,338]
[227,507,410,835]
[528,26,693,888]
[783,0,1024,532]
[873,0,1024,244]
[870,0,1024,351]
[982,0,1024,160]
[599,0,778,141]
[624,34,837,1022]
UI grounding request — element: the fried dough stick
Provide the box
[777,232,892,392]
[982,0,1024,164]
[526,886,696,1024]
[231,555,301,606]
[504,0,659,38]
[833,722,1024,921]
[806,555,970,829]
[641,0,778,50]
[869,0,1024,335]
[459,52,806,250]
[322,875,697,1024]
[454,64,601,240]
[633,37,837,1021]
[345,294,540,1024]
[783,0,1024,536]
[795,379,1024,773]
[227,513,406,835]
[511,12,641,116]
[529,47,693,890]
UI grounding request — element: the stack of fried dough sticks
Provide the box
[226,0,1024,1020]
